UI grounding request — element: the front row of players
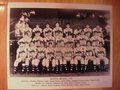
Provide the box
[13,39,109,74]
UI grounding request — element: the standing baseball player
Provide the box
[74,25,82,38]
[43,24,52,38]
[64,24,73,37]
[53,23,63,38]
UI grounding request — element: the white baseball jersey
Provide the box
[93,27,102,33]
[53,27,62,33]
[64,27,73,35]
[64,36,74,48]
[37,47,46,60]
[63,47,73,61]
[46,47,55,60]
[96,47,106,56]
[83,27,92,34]
[16,46,28,60]
[90,36,104,46]
[44,36,55,47]
[28,45,37,59]
[18,37,32,48]
[93,27,103,37]
[74,47,85,64]
[14,46,28,67]
[74,28,82,36]
[54,47,63,65]
[43,27,52,36]
[76,35,88,46]
[55,37,64,47]
[33,26,42,34]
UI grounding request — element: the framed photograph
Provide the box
[7,2,112,89]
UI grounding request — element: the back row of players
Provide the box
[14,23,109,73]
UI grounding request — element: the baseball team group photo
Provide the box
[9,8,111,76]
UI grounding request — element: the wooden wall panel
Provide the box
[0,0,120,90]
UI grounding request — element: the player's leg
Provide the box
[25,58,30,73]
[52,58,56,73]
[84,60,88,72]
[13,58,22,73]
[34,59,40,73]
[31,59,36,73]
[42,58,47,74]
[59,59,63,73]
[81,59,85,72]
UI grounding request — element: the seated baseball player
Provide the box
[63,46,73,73]
[37,41,46,73]
[54,47,63,73]
[45,42,55,73]
[74,42,85,72]
[96,51,109,71]
[14,40,28,73]
[85,50,97,72]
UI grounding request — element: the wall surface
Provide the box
[0,0,120,90]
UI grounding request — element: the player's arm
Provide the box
[103,48,107,56]
[16,49,20,59]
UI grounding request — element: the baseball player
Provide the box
[53,23,63,38]
[23,24,32,38]
[45,43,55,73]
[55,36,64,47]
[94,42,106,57]
[83,25,92,38]
[43,24,52,38]
[17,32,32,50]
[74,25,82,38]
[86,41,94,53]
[64,24,73,37]
[15,21,23,38]
[55,36,65,73]
[37,42,46,73]
[85,50,97,72]
[54,47,63,73]
[74,42,85,72]
[83,25,92,33]
[44,35,55,48]
[79,45,87,58]
[96,52,109,71]
[33,28,43,48]
[26,41,39,73]
[77,31,88,46]
[14,40,28,73]
[63,47,73,73]
[90,31,104,47]
[33,24,42,36]
[64,34,74,48]
[93,25,103,37]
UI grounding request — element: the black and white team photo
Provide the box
[9,8,111,76]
